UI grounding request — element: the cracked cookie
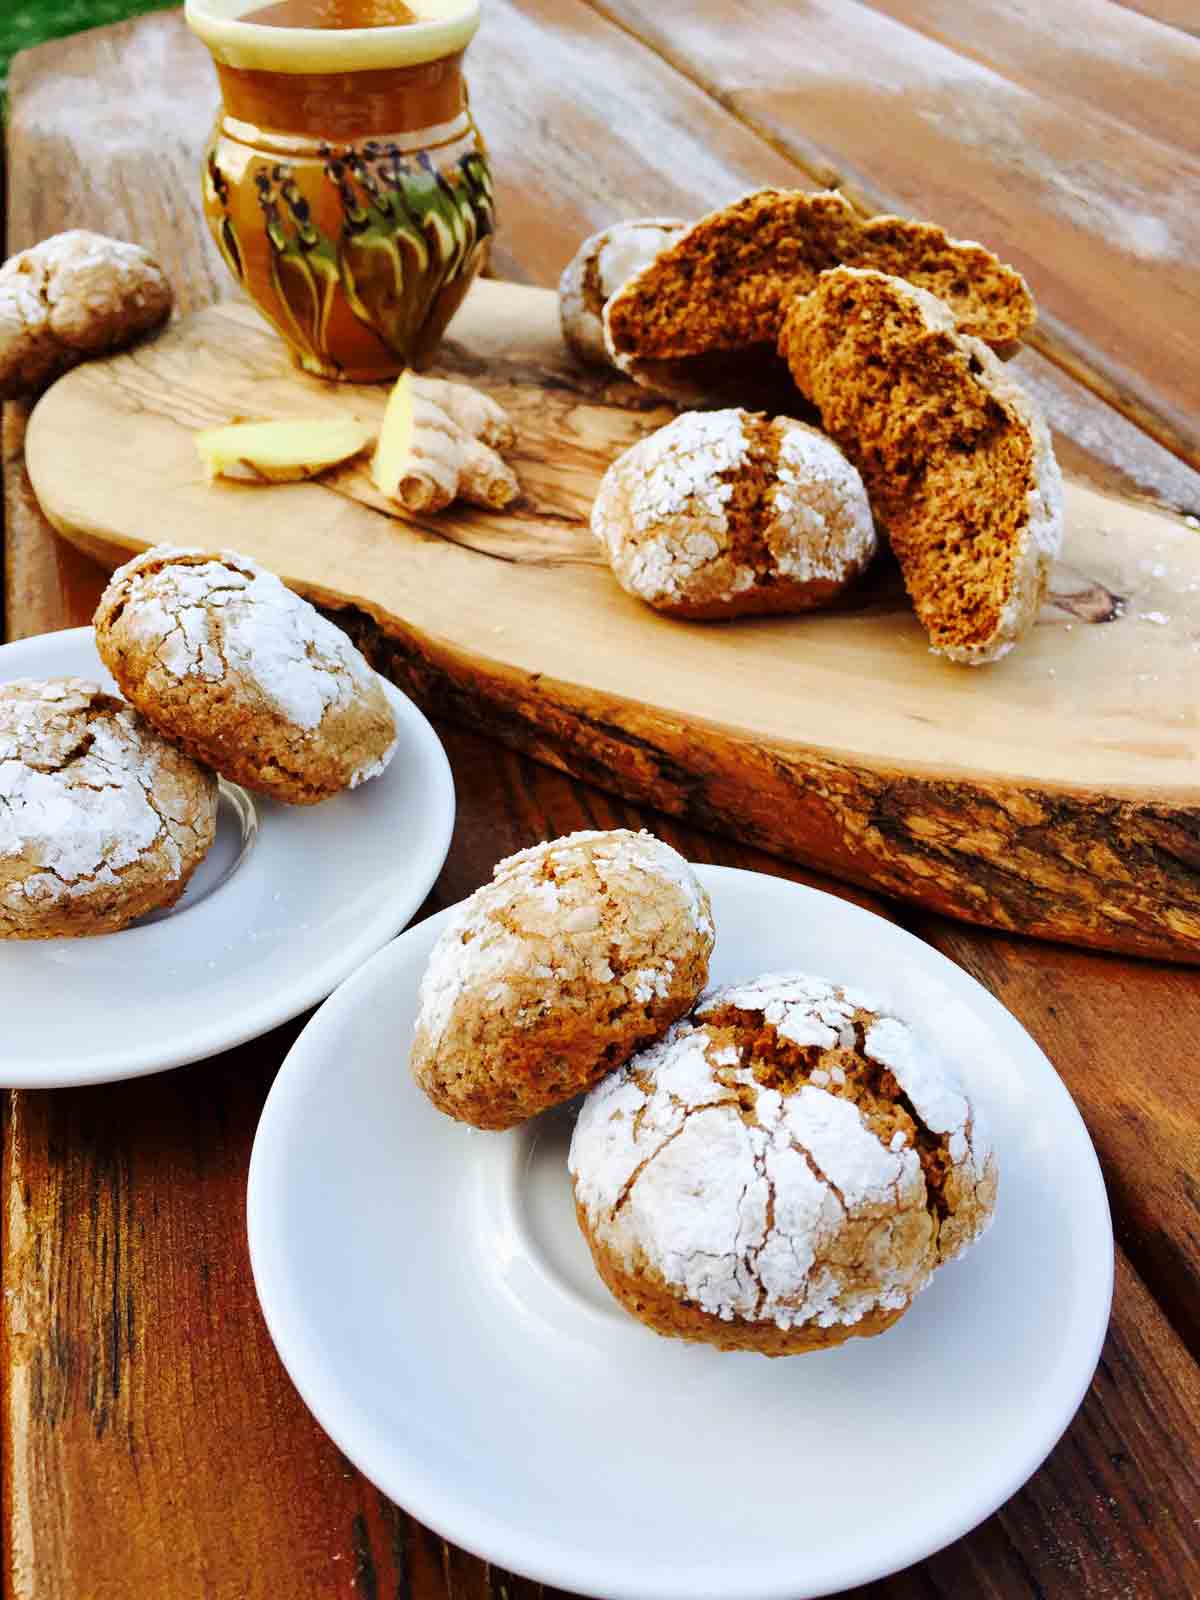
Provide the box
[779,268,1063,663]
[94,546,398,804]
[602,187,1033,397]
[410,829,715,1130]
[570,971,998,1354]
[0,677,217,939]
[592,408,876,618]
[559,218,686,369]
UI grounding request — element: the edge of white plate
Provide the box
[1,627,456,1086]
[247,865,1114,1600]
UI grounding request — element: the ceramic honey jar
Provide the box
[185,0,492,381]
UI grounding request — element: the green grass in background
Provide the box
[2,0,177,108]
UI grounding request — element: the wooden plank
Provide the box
[5,9,1200,1599]
[586,0,1200,473]
[861,0,1200,158]
[26,292,1200,962]
[1110,0,1200,35]
[5,742,1200,1600]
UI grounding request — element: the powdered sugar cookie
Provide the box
[570,971,997,1354]
[0,677,217,939]
[410,829,714,1130]
[559,218,686,368]
[94,547,397,804]
[592,408,876,618]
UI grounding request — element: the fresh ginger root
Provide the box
[407,373,517,453]
[196,418,374,483]
[0,230,172,400]
[372,370,519,513]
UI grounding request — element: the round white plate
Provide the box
[248,864,1113,1600]
[1,627,454,1086]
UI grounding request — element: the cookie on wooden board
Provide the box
[570,972,998,1354]
[0,677,217,939]
[592,407,876,618]
[94,546,398,804]
[410,829,714,1130]
[603,188,1034,394]
[780,267,1063,664]
[558,218,686,367]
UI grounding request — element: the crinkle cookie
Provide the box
[779,268,1063,663]
[94,546,398,804]
[570,971,997,1355]
[592,408,876,618]
[0,230,173,400]
[559,218,686,368]
[410,829,715,1130]
[0,678,217,939]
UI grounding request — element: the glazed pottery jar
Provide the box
[185,0,492,380]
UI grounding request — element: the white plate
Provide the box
[1,627,454,1086]
[248,864,1113,1600]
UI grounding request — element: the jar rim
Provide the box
[184,0,480,72]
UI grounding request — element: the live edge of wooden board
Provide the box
[23,282,1200,962]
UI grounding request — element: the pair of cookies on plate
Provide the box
[410,828,997,1355]
[1,547,396,939]
[564,189,1063,665]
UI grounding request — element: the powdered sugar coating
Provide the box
[571,970,996,1334]
[558,219,686,367]
[591,408,876,616]
[0,229,172,399]
[0,677,216,937]
[410,829,714,1130]
[94,546,397,799]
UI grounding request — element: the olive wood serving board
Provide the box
[25,282,1200,960]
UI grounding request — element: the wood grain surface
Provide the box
[25,290,1200,960]
[4,5,1200,1599]
[590,0,1200,474]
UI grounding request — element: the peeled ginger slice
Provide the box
[197,418,374,483]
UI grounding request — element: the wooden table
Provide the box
[4,5,1200,1596]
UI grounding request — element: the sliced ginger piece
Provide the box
[372,370,519,514]
[197,418,374,483]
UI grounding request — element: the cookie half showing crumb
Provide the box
[592,408,876,618]
[0,677,217,939]
[410,829,715,1130]
[779,267,1063,663]
[94,546,398,803]
[570,971,998,1355]
[559,218,686,368]
[603,188,1034,394]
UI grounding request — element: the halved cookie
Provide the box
[603,188,1034,395]
[779,267,1063,664]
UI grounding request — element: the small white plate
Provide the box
[1,627,454,1087]
[248,864,1113,1600]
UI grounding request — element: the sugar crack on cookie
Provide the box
[94,546,398,803]
[411,829,714,1130]
[569,970,997,1354]
[0,677,217,938]
[592,407,876,618]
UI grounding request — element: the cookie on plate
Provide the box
[559,218,686,368]
[592,407,876,618]
[0,677,217,939]
[779,267,1063,663]
[94,546,398,803]
[603,188,1034,395]
[570,971,997,1354]
[410,829,714,1130]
